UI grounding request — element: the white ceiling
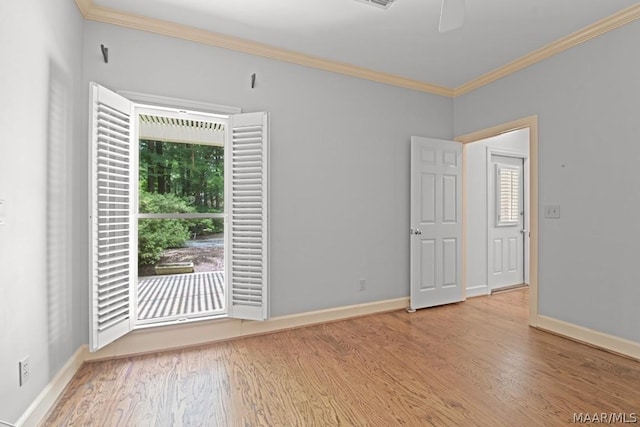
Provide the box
[93,0,639,89]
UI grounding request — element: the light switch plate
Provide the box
[0,200,5,225]
[544,204,560,219]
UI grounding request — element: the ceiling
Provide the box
[90,0,639,92]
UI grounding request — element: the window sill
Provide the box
[133,312,229,331]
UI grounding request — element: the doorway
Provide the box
[463,128,529,296]
[457,116,539,326]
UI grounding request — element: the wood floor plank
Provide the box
[43,289,640,426]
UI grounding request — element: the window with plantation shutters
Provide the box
[89,83,134,351]
[227,112,269,321]
[496,164,520,226]
[88,83,269,349]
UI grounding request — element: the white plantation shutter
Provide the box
[227,112,269,320]
[496,164,520,226]
[89,83,134,351]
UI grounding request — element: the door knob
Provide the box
[520,229,528,234]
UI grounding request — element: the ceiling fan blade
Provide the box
[439,0,465,33]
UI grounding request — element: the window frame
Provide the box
[132,104,230,326]
[494,163,521,227]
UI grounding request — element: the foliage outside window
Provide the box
[138,140,224,265]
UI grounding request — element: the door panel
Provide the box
[492,239,503,274]
[420,239,436,290]
[410,137,463,310]
[421,174,436,223]
[508,237,518,272]
[442,238,457,287]
[442,175,457,223]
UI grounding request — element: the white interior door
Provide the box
[488,154,524,290]
[410,137,463,310]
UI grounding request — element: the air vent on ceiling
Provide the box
[355,0,396,9]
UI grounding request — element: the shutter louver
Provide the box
[228,112,269,320]
[497,165,520,226]
[90,83,133,351]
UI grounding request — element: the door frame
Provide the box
[486,149,529,292]
[456,115,539,327]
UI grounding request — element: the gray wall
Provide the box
[455,20,640,343]
[0,0,84,423]
[82,21,453,318]
[465,129,529,296]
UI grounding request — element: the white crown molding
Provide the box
[74,0,453,97]
[75,1,640,99]
[74,0,91,17]
[455,3,640,96]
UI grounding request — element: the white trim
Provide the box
[15,346,87,427]
[86,297,409,361]
[536,315,640,361]
[242,297,407,336]
[118,91,241,115]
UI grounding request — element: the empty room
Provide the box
[1,0,640,425]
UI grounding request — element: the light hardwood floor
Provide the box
[44,289,640,426]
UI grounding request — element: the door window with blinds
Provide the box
[495,163,521,227]
[89,82,269,351]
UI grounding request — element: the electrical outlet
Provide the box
[544,205,561,219]
[358,278,366,291]
[19,355,30,386]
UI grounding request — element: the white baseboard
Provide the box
[536,315,640,361]
[15,346,87,427]
[465,285,488,298]
[241,297,409,336]
[87,297,410,361]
